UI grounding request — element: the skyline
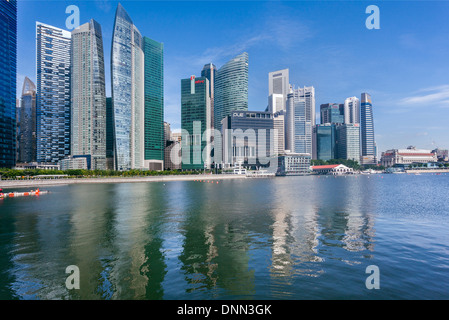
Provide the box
[15,0,449,155]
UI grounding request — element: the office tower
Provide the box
[221,111,275,168]
[111,3,145,170]
[71,19,106,170]
[285,86,315,155]
[143,36,164,170]
[0,0,17,168]
[273,111,285,155]
[360,93,376,164]
[201,63,216,129]
[18,77,37,163]
[181,76,211,170]
[36,22,71,164]
[344,96,360,124]
[337,124,360,161]
[313,123,337,161]
[268,69,289,113]
[320,103,344,124]
[214,52,248,131]
[105,97,114,170]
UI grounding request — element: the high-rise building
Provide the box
[36,22,71,164]
[360,93,376,164]
[201,63,216,129]
[268,69,289,113]
[214,52,248,131]
[181,75,211,170]
[273,111,285,156]
[18,77,37,163]
[71,19,106,170]
[285,86,315,155]
[344,96,360,124]
[337,123,361,161]
[143,36,164,171]
[221,110,275,168]
[0,0,17,168]
[105,97,114,170]
[111,3,145,170]
[320,103,344,124]
[313,123,337,161]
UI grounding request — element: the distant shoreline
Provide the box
[0,174,247,189]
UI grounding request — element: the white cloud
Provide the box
[398,85,449,106]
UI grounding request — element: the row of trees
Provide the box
[0,168,213,179]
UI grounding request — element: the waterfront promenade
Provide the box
[0,174,247,189]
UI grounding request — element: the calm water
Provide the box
[1,173,449,300]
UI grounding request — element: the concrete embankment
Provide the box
[0,174,247,189]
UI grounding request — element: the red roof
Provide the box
[312,164,340,170]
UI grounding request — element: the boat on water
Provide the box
[0,188,49,199]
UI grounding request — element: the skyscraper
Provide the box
[18,77,37,163]
[0,0,17,168]
[181,76,211,170]
[105,97,114,170]
[360,93,376,164]
[36,22,71,164]
[320,103,344,124]
[143,36,164,170]
[313,123,337,161]
[268,69,289,113]
[201,63,216,129]
[285,86,315,155]
[344,96,360,124]
[71,19,106,170]
[111,3,145,170]
[214,52,248,131]
[337,123,361,161]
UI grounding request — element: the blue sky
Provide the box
[16,0,449,154]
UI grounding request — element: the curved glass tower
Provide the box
[71,19,106,170]
[214,52,248,131]
[0,0,17,168]
[18,77,37,163]
[360,92,376,164]
[111,3,144,170]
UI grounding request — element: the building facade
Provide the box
[336,123,360,161]
[313,123,337,161]
[17,77,37,164]
[344,96,360,124]
[214,52,248,131]
[320,103,344,124]
[221,110,275,169]
[36,22,72,165]
[360,93,376,164]
[143,36,164,171]
[201,63,217,129]
[286,86,315,155]
[71,19,107,170]
[268,69,289,113]
[181,76,211,170]
[380,146,437,167]
[0,0,17,168]
[277,153,311,176]
[111,3,145,170]
[105,97,114,170]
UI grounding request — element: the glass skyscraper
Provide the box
[214,52,248,131]
[71,19,106,170]
[181,76,211,170]
[106,97,114,170]
[201,63,216,130]
[320,103,344,124]
[0,0,17,168]
[286,86,315,155]
[344,96,360,124]
[314,123,337,161]
[111,3,145,170]
[36,22,71,164]
[268,69,289,113]
[143,36,164,170]
[360,92,376,164]
[337,123,361,161]
[18,77,37,163]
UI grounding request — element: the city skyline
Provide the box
[13,0,449,157]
